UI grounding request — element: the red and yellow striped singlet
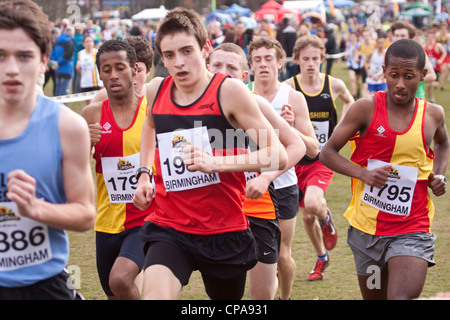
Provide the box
[93,96,150,234]
[345,91,435,236]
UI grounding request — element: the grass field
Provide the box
[57,59,450,300]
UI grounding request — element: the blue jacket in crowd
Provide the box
[50,33,74,77]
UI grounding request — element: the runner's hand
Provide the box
[6,170,39,220]
[428,172,446,196]
[280,104,294,126]
[360,165,392,188]
[246,175,271,199]
[88,123,102,146]
[182,145,216,174]
[133,181,154,211]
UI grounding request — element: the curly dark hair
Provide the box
[96,39,137,71]
[124,36,153,72]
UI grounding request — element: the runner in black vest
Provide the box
[284,34,354,281]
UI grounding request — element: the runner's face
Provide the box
[377,38,385,50]
[134,61,149,93]
[98,50,136,98]
[160,32,209,86]
[250,47,282,80]
[297,45,322,76]
[209,50,246,80]
[83,36,95,50]
[0,28,47,107]
[384,56,424,105]
[393,29,409,41]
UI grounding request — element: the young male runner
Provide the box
[247,36,318,300]
[90,36,153,104]
[321,39,449,299]
[76,34,102,98]
[81,40,150,299]
[133,8,287,300]
[0,0,95,299]
[208,42,306,299]
[285,34,354,280]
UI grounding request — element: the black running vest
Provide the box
[292,74,337,165]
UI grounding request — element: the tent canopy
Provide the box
[400,8,432,17]
[222,3,252,17]
[261,0,282,10]
[324,0,356,8]
[205,11,234,24]
[254,7,300,24]
[132,6,168,20]
[404,2,432,12]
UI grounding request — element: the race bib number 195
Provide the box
[157,126,220,192]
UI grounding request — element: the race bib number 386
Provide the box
[0,202,52,271]
[157,126,221,192]
[362,159,418,216]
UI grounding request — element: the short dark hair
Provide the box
[0,0,51,57]
[96,39,137,71]
[154,7,208,56]
[124,36,153,72]
[385,39,425,71]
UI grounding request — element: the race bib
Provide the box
[312,121,329,151]
[157,126,220,192]
[0,202,52,271]
[101,153,140,203]
[362,159,418,216]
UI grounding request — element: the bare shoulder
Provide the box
[282,77,295,88]
[145,76,165,104]
[220,78,262,127]
[220,77,254,104]
[329,76,348,94]
[288,85,306,102]
[287,86,307,112]
[425,101,446,126]
[80,101,102,123]
[59,105,90,137]
[343,95,375,124]
[329,75,346,89]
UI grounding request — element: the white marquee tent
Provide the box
[132,6,168,20]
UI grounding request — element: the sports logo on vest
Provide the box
[102,122,112,134]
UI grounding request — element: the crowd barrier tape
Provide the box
[50,51,349,104]
[50,90,101,104]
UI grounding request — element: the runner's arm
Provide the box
[320,98,391,188]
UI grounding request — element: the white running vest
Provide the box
[269,83,298,189]
[78,49,102,89]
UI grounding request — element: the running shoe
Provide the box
[321,208,337,250]
[308,259,329,281]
